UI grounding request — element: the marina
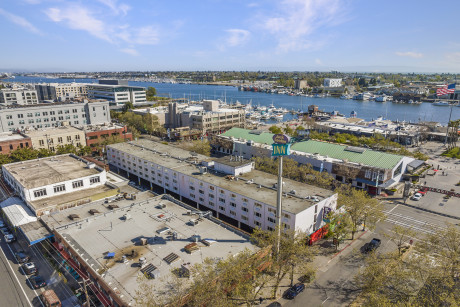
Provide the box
[3,76,460,125]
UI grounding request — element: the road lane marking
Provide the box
[4,243,45,307]
[321,297,329,305]
[386,203,400,213]
[0,243,33,307]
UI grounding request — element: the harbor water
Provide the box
[4,76,460,125]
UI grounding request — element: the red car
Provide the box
[417,190,427,196]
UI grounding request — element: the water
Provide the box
[4,76,460,125]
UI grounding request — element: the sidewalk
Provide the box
[260,229,372,306]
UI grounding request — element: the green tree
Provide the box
[384,225,417,257]
[10,147,39,162]
[328,212,352,251]
[37,148,55,158]
[188,140,211,156]
[122,101,134,113]
[146,87,157,101]
[268,125,282,134]
[0,154,12,166]
[251,227,315,298]
[56,144,77,155]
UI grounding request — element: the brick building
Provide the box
[81,124,132,151]
[0,132,31,155]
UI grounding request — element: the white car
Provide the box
[4,233,15,243]
[411,193,422,201]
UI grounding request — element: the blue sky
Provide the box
[1,0,460,72]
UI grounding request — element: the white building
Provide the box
[0,88,39,105]
[2,154,108,216]
[323,78,342,88]
[87,80,146,107]
[107,139,337,235]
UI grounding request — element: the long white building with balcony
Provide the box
[107,139,337,234]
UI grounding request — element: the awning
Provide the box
[0,197,52,245]
[379,178,397,188]
[0,197,37,226]
[407,159,425,170]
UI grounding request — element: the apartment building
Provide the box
[0,88,39,105]
[87,80,146,107]
[323,78,342,88]
[23,126,86,152]
[107,139,337,234]
[35,83,88,101]
[0,99,110,132]
[167,100,245,135]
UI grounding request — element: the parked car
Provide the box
[411,193,422,201]
[0,227,10,235]
[0,221,5,228]
[417,190,427,196]
[30,275,47,289]
[363,238,381,253]
[15,251,30,263]
[284,283,305,299]
[4,233,15,243]
[23,262,37,275]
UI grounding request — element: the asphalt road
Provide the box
[278,201,459,307]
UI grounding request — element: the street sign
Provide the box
[272,134,290,144]
[272,143,290,156]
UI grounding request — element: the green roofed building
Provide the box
[215,128,416,195]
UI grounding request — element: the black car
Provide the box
[14,251,30,263]
[363,238,381,253]
[284,283,305,299]
[30,275,47,289]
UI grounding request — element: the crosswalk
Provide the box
[383,210,445,235]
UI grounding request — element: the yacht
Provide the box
[433,101,450,106]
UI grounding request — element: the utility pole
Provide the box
[275,155,283,258]
[444,103,454,147]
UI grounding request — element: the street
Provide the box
[0,228,80,307]
[278,201,459,307]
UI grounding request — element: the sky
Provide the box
[1,0,460,72]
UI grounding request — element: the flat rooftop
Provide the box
[46,193,254,305]
[3,154,102,189]
[0,132,29,142]
[109,141,334,214]
[23,126,84,138]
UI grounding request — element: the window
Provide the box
[199,197,204,202]
[35,112,40,116]
[67,136,72,142]
[254,203,263,208]
[268,217,276,223]
[365,170,372,179]
[268,208,276,214]
[42,112,48,116]
[254,212,262,217]
[219,206,225,211]
[219,189,225,194]
[231,193,236,198]
[242,198,248,202]
[27,113,33,117]
[50,111,55,115]
[230,202,236,207]
[209,186,214,190]
[218,197,225,203]
[6,115,12,119]
[267,226,274,231]
[190,186,195,190]
[242,207,248,212]
[17,114,23,118]
[254,221,261,227]
[199,189,204,194]
[230,210,236,216]
[57,137,63,143]
[58,110,63,114]
[241,215,248,221]
[189,193,195,199]
[53,185,66,193]
[209,193,214,198]
[283,213,290,219]
[208,201,215,207]
[75,135,80,140]
[72,180,83,188]
[33,188,47,198]
[90,176,100,184]
[315,205,318,214]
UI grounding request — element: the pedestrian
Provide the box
[259,297,263,304]
[442,171,445,176]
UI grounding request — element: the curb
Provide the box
[395,201,460,221]
[330,230,368,260]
